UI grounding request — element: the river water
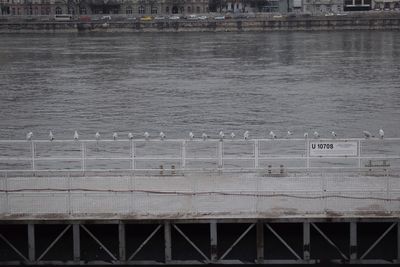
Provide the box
[0,31,399,140]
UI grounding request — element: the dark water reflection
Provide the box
[0,31,399,140]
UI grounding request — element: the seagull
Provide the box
[26,132,33,141]
[230,132,235,139]
[379,129,384,139]
[244,131,249,140]
[219,131,225,140]
[304,132,309,139]
[202,133,208,141]
[287,131,293,138]
[363,130,372,139]
[331,131,337,138]
[313,131,319,139]
[128,132,133,140]
[189,132,194,140]
[144,132,150,140]
[95,132,100,140]
[269,131,276,139]
[74,131,79,141]
[49,131,54,141]
[113,132,118,140]
[160,131,165,140]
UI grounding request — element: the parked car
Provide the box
[198,15,208,20]
[154,16,166,20]
[169,15,180,20]
[140,16,153,21]
[101,15,111,20]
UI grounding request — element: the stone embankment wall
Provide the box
[0,15,400,33]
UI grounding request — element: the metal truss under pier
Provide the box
[0,219,399,265]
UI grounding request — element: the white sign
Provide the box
[309,141,358,157]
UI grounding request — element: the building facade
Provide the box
[0,0,209,16]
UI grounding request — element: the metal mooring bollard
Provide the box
[280,165,284,174]
[160,165,164,175]
[268,165,272,174]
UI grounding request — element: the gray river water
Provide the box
[0,31,399,140]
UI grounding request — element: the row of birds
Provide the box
[25,129,385,141]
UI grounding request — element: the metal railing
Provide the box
[0,138,399,175]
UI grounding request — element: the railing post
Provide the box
[181,140,186,170]
[28,224,35,263]
[350,221,357,261]
[306,139,310,170]
[31,141,35,171]
[81,141,85,172]
[358,139,361,170]
[254,140,259,169]
[303,221,310,261]
[218,141,223,170]
[130,140,135,171]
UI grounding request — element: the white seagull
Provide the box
[74,131,79,141]
[202,133,208,141]
[379,129,384,139]
[144,132,150,140]
[95,132,100,140]
[128,132,134,140]
[331,131,337,138]
[269,131,276,139]
[244,131,249,140]
[363,131,372,139]
[313,131,320,139]
[160,131,166,140]
[230,132,235,139]
[219,131,225,140]
[189,132,194,140]
[113,132,118,140]
[26,132,33,141]
[287,131,293,138]
[304,132,309,139]
[49,131,54,141]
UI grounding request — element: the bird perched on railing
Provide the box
[379,129,384,139]
[189,132,194,140]
[331,131,337,138]
[269,131,276,139]
[287,131,293,138]
[230,132,235,139]
[74,131,79,141]
[202,133,208,141]
[49,131,54,141]
[26,132,33,141]
[313,131,319,139]
[128,132,133,140]
[113,132,118,140]
[363,130,372,138]
[95,132,100,140]
[160,132,166,140]
[304,132,308,139]
[244,131,249,140]
[219,131,225,141]
[144,132,150,140]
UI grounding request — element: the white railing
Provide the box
[0,138,399,174]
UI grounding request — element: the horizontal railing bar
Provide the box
[0,138,400,143]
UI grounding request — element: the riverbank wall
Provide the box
[1,14,400,33]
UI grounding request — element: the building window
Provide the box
[68,7,75,14]
[151,6,157,14]
[188,6,191,12]
[34,6,38,15]
[41,7,45,15]
[126,6,132,14]
[55,6,62,14]
[138,5,145,14]
[196,6,200,12]
[166,6,169,13]
[46,7,50,15]
[80,7,87,14]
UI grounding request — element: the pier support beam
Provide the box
[27,224,35,263]
[119,223,126,262]
[303,222,310,261]
[164,222,171,263]
[350,222,357,261]
[256,221,264,264]
[73,224,80,263]
[210,220,218,262]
